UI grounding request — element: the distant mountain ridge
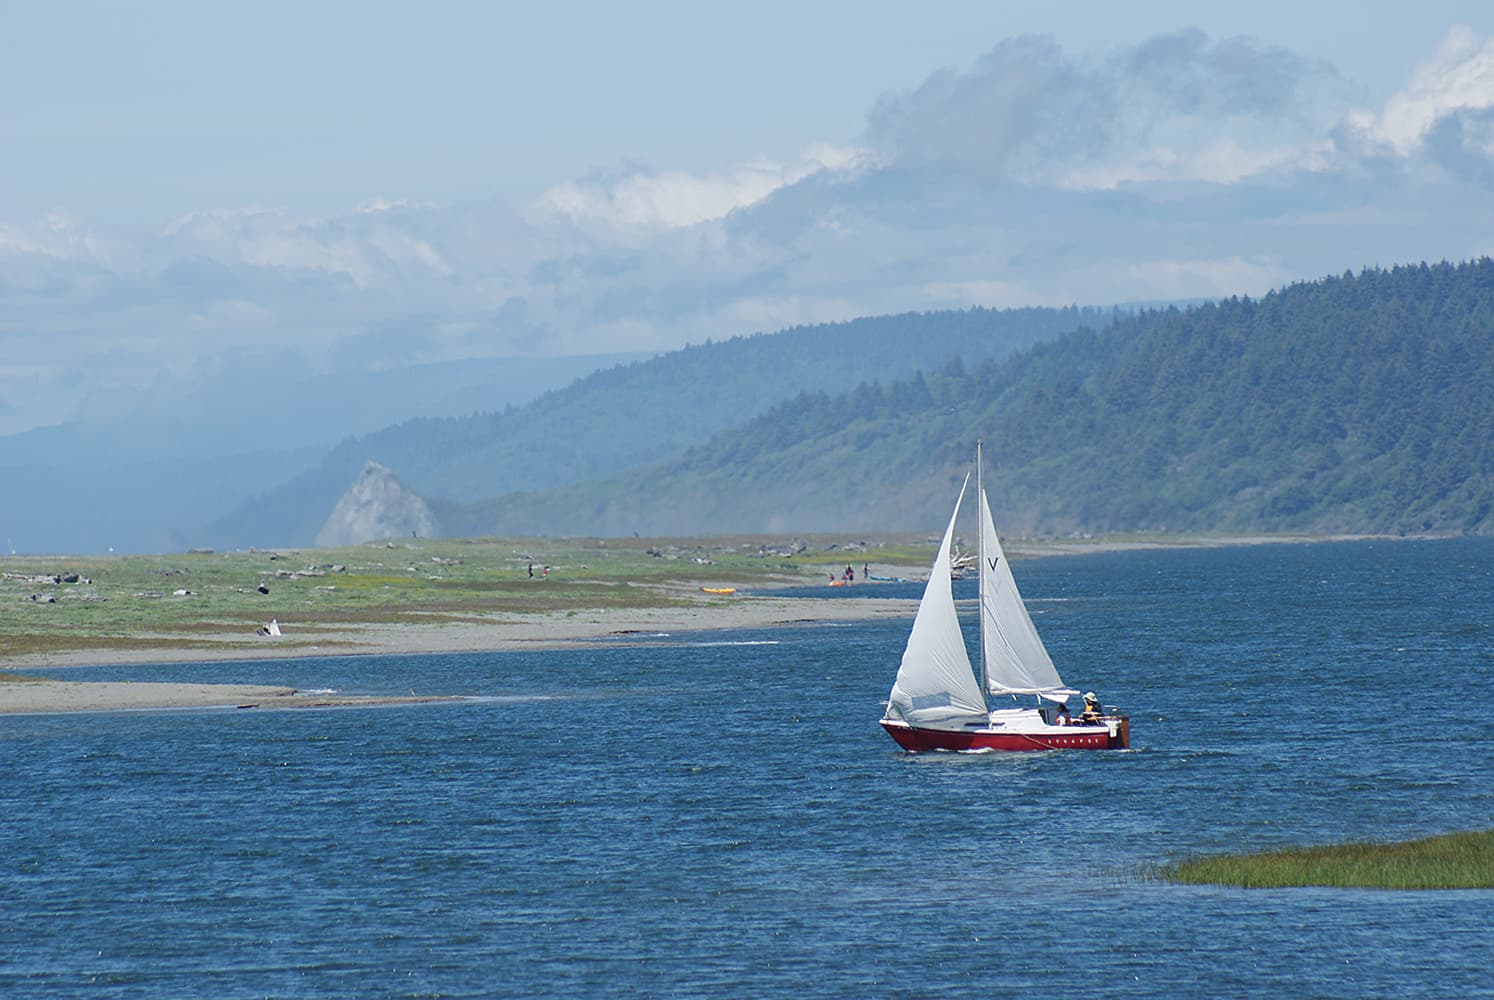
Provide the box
[206,306,1110,547]
[434,261,1494,538]
[0,352,643,554]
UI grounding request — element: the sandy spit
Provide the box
[1,593,915,715]
[0,680,459,715]
[2,533,1412,716]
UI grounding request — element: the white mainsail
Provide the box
[978,487,1075,701]
[883,475,989,729]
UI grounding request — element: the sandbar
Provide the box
[0,680,456,715]
[1,592,914,715]
[2,532,1410,716]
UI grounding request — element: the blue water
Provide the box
[4,538,1492,997]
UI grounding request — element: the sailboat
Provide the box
[880,446,1130,752]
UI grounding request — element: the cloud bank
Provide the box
[6,28,1494,436]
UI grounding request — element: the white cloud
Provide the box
[1361,26,1494,155]
[531,145,870,231]
[863,31,1345,189]
[159,207,454,286]
[6,29,1494,440]
[0,211,131,276]
[1056,137,1308,189]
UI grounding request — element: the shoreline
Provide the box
[0,592,914,714]
[1,532,1449,716]
[0,680,464,716]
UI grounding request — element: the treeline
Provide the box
[460,261,1494,537]
[988,260,1494,533]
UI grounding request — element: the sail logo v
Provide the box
[987,557,1001,572]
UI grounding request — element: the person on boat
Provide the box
[1080,692,1103,722]
[1054,702,1071,726]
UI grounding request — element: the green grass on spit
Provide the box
[0,528,1358,665]
[1164,830,1494,890]
[0,533,927,662]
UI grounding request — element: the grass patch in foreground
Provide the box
[1165,830,1494,889]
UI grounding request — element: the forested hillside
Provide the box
[446,261,1494,537]
[204,306,1106,547]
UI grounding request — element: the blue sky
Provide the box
[5,1,1494,436]
[6,1,1491,222]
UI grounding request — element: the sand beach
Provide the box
[0,591,915,714]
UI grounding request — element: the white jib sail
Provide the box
[884,475,989,729]
[978,488,1072,699]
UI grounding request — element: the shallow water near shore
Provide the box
[4,538,1492,997]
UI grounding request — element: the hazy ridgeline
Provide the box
[8,260,1493,555]
[205,306,1104,549]
[441,261,1494,539]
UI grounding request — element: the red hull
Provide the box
[881,717,1129,752]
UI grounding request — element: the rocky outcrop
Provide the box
[315,462,439,547]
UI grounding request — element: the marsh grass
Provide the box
[1165,830,1494,889]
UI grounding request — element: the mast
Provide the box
[976,439,988,700]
